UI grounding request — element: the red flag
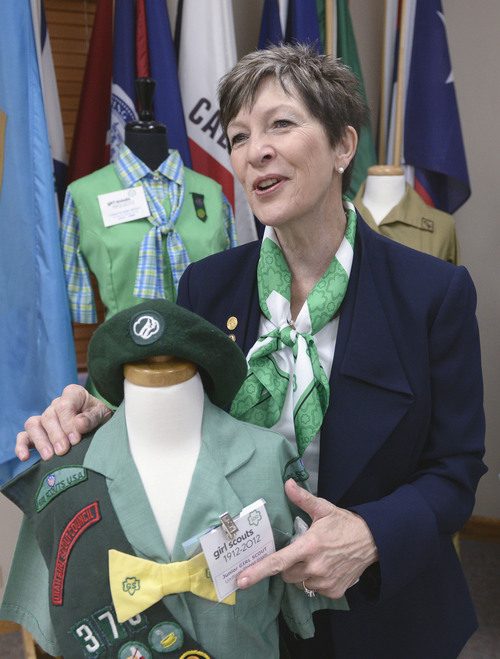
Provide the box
[67,0,113,183]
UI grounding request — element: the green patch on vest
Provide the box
[35,465,88,512]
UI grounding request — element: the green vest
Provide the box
[69,164,227,317]
[2,441,215,659]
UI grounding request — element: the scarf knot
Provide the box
[230,199,357,457]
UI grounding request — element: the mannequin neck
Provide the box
[123,358,204,556]
[362,165,406,225]
[124,358,204,450]
[124,128,169,171]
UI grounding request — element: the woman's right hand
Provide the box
[16,384,113,462]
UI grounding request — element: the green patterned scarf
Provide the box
[230,200,356,456]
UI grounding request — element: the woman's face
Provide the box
[227,77,343,233]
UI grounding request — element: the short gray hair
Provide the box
[218,43,370,194]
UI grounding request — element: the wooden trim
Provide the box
[459,515,500,543]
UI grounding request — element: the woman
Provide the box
[17,44,485,658]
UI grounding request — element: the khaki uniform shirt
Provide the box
[354,182,460,264]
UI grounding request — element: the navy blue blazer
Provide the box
[177,215,486,658]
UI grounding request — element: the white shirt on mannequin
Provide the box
[124,358,203,556]
[361,165,406,225]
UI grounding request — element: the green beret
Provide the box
[87,299,248,408]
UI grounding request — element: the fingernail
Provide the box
[237,577,250,589]
[54,442,63,455]
[41,447,52,461]
[69,433,78,445]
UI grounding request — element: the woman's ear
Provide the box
[336,125,358,171]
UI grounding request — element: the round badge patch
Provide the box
[179,652,211,659]
[149,622,184,653]
[117,641,152,659]
[130,310,165,346]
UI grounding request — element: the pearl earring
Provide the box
[338,166,345,174]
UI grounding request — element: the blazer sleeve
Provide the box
[349,265,486,604]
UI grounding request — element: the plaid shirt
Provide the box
[61,145,237,323]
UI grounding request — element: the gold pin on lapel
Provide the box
[226,316,238,331]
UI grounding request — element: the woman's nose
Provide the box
[246,133,274,165]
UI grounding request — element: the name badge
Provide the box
[98,186,150,227]
[200,499,275,602]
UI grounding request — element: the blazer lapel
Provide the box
[217,244,261,354]
[318,219,414,503]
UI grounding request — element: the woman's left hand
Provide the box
[236,478,379,600]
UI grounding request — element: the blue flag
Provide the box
[0,1,77,481]
[285,0,322,52]
[404,0,470,213]
[109,0,137,162]
[259,0,283,49]
[145,0,191,167]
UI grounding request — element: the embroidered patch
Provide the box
[179,651,211,659]
[421,217,434,232]
[35,466,87,512]
[130,310,165,346]
[52,501,101,605]
[72,608,148,658]
[282,456,309,483]
[149,622,184,652]
[191,193,207,222]
[118,641,152,659]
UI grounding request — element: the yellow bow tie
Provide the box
[109,549,236,622]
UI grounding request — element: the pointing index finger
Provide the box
[237,539,305,589]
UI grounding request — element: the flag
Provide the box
[69,0,190,182]
[67,0,113,183]
[0,1,78,482]
[259,0,283,49]
[176,0,257,244]
[333,0,377,197]
[109,0,137,163]
[142,0,191,167]
[30,0,68,215]
[404,0,470,213]
[285,0,322,51]
[382,0,469,214]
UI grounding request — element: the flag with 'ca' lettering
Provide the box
[0,1,77,482]
[176,0,257,244]
[30,0,68,215]
[404,0,470,213]
[259,0,283,49]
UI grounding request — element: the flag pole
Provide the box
[378,0,389,164]
[393,0,408,168]
[325,0,334,56]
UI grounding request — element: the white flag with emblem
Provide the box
[177,0,257,244]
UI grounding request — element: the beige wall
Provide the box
[2,0,499,601]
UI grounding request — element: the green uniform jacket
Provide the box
[1,398,347,658]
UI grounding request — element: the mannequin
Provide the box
[124,355,203,556]
[354,164,460,264]
[360,165,406,225]
[124,77,169,171]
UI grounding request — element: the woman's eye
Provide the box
[229,133,247,147]
[274,119,292,129]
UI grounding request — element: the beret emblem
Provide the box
[130,310,165,346]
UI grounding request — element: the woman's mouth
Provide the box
[254,177,283,194]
